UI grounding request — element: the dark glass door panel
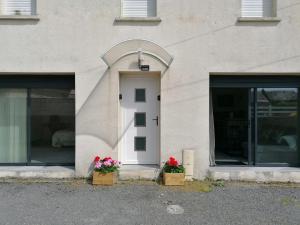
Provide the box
[213,88,249,165]
[256,88,298,165]
[30,89,75,164]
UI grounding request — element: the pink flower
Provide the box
[95,161,102,169]
[103,161,112,167]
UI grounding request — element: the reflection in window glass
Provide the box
[30,89,75,164]
[257,88,298,165]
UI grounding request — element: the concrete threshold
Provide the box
[0,166,75,179]
[208,167,300,183]
[119,165,161,181]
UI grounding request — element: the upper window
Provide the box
[0,0,36,16]
[122,0,156,18]
[241,0,276,18]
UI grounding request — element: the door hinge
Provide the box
[119,94,122,100]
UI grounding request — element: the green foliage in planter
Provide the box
[94,166,118,174]
[163,164,185,173]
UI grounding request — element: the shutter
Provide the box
[122,0,156,17]
[1,0,33,16]
[241,0,273,17]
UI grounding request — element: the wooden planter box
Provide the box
[163,172,185,186]
[92,171,117,185]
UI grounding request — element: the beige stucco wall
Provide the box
[0,0,300,179]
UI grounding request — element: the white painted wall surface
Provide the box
[0,0,300,179]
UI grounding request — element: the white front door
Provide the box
[120,74,160,164]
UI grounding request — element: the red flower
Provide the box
[103,157,112,161]
[94,156,100,162]
[167,156,178,167]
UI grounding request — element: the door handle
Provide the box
[152,116,159,126]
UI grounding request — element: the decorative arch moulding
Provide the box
[102,39,174,68]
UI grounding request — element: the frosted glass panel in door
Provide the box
[0,89,27,163]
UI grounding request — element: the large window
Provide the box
[241,0,276,18]
[0,76,75,165]
[0,0,36,16]
[211,76,300,167]
[122,0,156,18]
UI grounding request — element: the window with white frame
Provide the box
[0,0,36,16]
[122,0,156,18]
[241,0,276,18]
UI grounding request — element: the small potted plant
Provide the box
[92,156,120,185]
[163,156,185,186]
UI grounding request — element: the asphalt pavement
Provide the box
[0,180,299,225]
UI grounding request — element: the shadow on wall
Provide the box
[76,69,115,148]
[76,68,116,176]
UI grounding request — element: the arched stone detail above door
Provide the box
[102,39,173,68]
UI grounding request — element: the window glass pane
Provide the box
[135,113,146,127]
[256,88,298,165]
[241,0,274,18]
[212,88,249,165]
[263,0,274,17]
[30,89,75,164]
[0,89,27,163]
[122,0,156,17]
[135,137,146,151]
[1,0,34,16]
[135,89,146,102]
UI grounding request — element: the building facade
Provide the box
[0,0,300,181]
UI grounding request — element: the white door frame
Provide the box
[118,71,161,165]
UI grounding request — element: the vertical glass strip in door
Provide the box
[0,89,27,163]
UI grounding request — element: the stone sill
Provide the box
[115,17,161,22]
[0,15,40,21]
[208,166,300,183]
[237,17,281,22]
[0,166,75,179]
